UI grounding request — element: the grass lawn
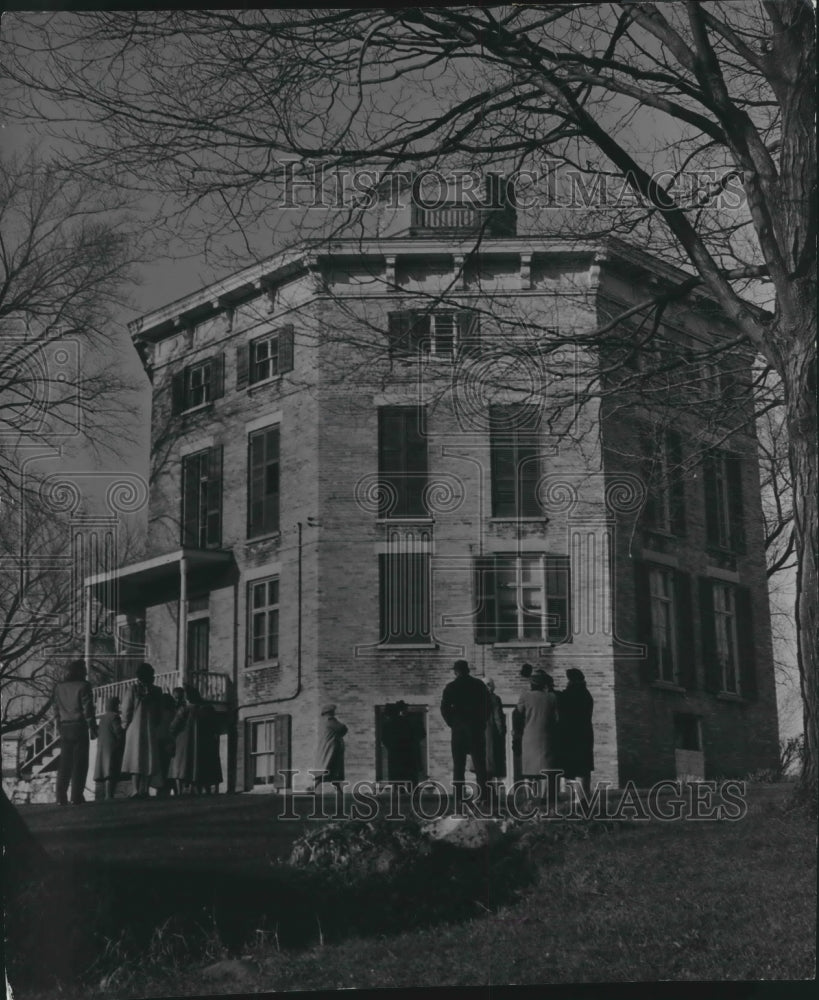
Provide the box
[8,784,816,997]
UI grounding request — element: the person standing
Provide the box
[513,669,559,808]
[121,662,164,798]
[169,685,223,794]
[94,696,125,801]
[440,659,491,804]
[314,704,347,791]
[485,679,507,782]
[512,663,534,781]
[54,659,98,806]
[558,668,594,800]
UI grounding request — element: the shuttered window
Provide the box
[378,553,431,644]
[171,355,225,414]
[248,577,279,663]
[699,578,756,699]
[236,325,294,389]
[378,406,428,518]
[387,309,479,360]
[181,446,222,548]
[634,562,696,689]
[703,450,745,552]
[489,404,542,518]
[641,429,686,535]
[247,715,291,788]
[475,553,570,644]
[247,426,280,538]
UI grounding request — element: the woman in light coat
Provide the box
[513,670,559,806]
[121,662,164,798]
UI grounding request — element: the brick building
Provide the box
[87,197,779,793]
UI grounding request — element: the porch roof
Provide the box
[85,548,235,611]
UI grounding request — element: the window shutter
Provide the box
[640,431,658,529]
[410,312,431,355]
[236,343,250,390]
[457,310,480,354]
[181,454,200,547]
[247,432,265,538]
[278,325,294,374]
[674,571,696,690]
[273,714,292,789]
[388,310,414,357]
[735,586,758,701]
[703,452,720,547]
[171,371,186,415]
[378,407,405,517]
[634,561,658,683]
[211,354,225,400]
[404,407,428,517]
[474,555,497,644]
[725,454,746,553]
[698,576,720,693]
[667,431,686,535]
[205,445,223,548]
[518,446,542,517]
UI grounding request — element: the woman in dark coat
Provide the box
[121,662,165,798]
[558,668,594,797]
[314,704,347,787]
[485,679,507,780]
[168,685,223,794]
[94,696,125,800]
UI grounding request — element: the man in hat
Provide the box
[314,704,347,790]
[54,659,98,805]
[440,659,491,805]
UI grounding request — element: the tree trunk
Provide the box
[785,346,818,811]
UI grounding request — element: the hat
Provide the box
[566,668,586,683]
[321,704,336,716]
[520,663,533,679]
[531,669,548,688]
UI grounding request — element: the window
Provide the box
[475,553,570,644]
[649,568,679,683]
[387,309,479,360]
[634,563,696,688]
[171,356,225,414]
[236,326,294,389]
[247,715,291,788]
[378,553,431,644]
[186,618,209,675]
[713,583,739,693]
[703,450,745,552]
[489,404,542,517]
[248,426,280,537]
[375,704,428,782]
[642,429,686,534]
[378,406,428,518]
[698,578,756,699]
[248,577,279,663]
[674,713,702,751]
[181,446,222,548]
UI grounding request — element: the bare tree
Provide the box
[5,3,815,799]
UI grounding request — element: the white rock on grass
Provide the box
[422,814,505,849]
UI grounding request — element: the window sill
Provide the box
[492,640,560,648]
[377,517,434,525]
[650,680,686,694]
[248,374,284,392]
[180,401,214,416]
[376,643,439,650]
[246,532,282,545]
[244,661,279,673]
[489,518,549,526]
[716,691,744,703]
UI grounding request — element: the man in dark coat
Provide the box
[557,668,594,798]
[54,659,98,806]
[440,660,491,803]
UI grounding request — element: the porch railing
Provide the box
[93,671,231,716]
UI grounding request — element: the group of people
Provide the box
[440,659,594,807]
[314,659,594,809]
[53,659,223,805]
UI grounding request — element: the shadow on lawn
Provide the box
[6,832,539,991]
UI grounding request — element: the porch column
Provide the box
[177,554,188,687]
[83,584,92,667]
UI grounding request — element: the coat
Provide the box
[94,711,124,780]
[168,702,223,786]
[557,681,594,778]
[485,692,507,778]
[514,689,559,777]
[121,681,164,785]
[316,715,347,782]
[440,675,491,733]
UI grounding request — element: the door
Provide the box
[186,617,210,694]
